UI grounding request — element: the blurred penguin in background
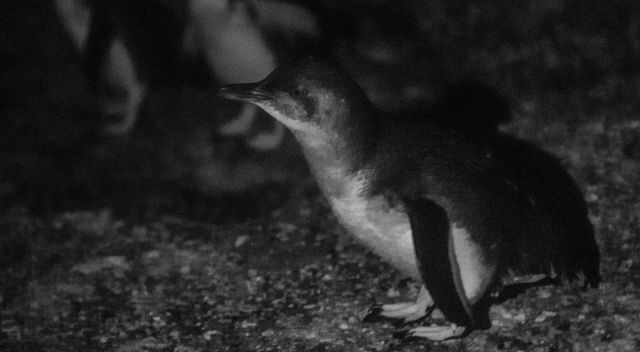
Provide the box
[54,0,146,136]
[187,0,319,150]
[53,0,321,150]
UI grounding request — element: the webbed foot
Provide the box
[363,286,433,325]
[395,323,467,341]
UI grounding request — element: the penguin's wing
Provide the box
[404,197,474,327]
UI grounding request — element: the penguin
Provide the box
[186,0,323,149]
[54,0,318,148]
[429,82,600,288]
[219,57,600,340]
[53,0,182,135]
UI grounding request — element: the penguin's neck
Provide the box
[294,110,378,199]
[293,111,421,279]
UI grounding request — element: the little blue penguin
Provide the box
[219,57,600,340]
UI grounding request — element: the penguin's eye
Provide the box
[291,87,306,98]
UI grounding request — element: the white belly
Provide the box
[329,190,496,302]
[303,154,496,299]
[329,191,420,279]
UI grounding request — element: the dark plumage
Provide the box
[219,57,600,340]
[432,82,600,286]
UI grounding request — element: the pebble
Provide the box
[235,235,250,248]
[241,321,257,329]
[534,311,557,323]
[386,287,400,298]
[203,330,220,340]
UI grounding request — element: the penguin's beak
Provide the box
[218,82,271,103]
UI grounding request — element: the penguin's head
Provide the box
[219,57,372,139]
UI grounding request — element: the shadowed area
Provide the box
[2,0,640,351]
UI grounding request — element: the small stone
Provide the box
[614,314,630,324]
[152,316,167,329]
[513,312,526,323]
[144,250,160,259]
[235,235,249,248]
[241,321,257,329]
[386,287,400,298]
[618,259,634,273]
[534,311,557,323]
[203,330,220,340]
[586,192,599,202]
[537,288,552,299]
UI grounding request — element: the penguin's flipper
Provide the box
[404,197,474,337]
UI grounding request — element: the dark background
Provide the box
[2,1,640,351]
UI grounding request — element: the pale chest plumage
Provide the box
[325,172,421,279]
[322,171,494,301]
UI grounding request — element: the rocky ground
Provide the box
[2,1,640,351]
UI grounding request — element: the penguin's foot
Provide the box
[219,104,257,136]
[247,121,285,151]
[395,324,467,341]
[363,286,433,324]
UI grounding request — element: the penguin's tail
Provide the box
[559,218,601,288]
